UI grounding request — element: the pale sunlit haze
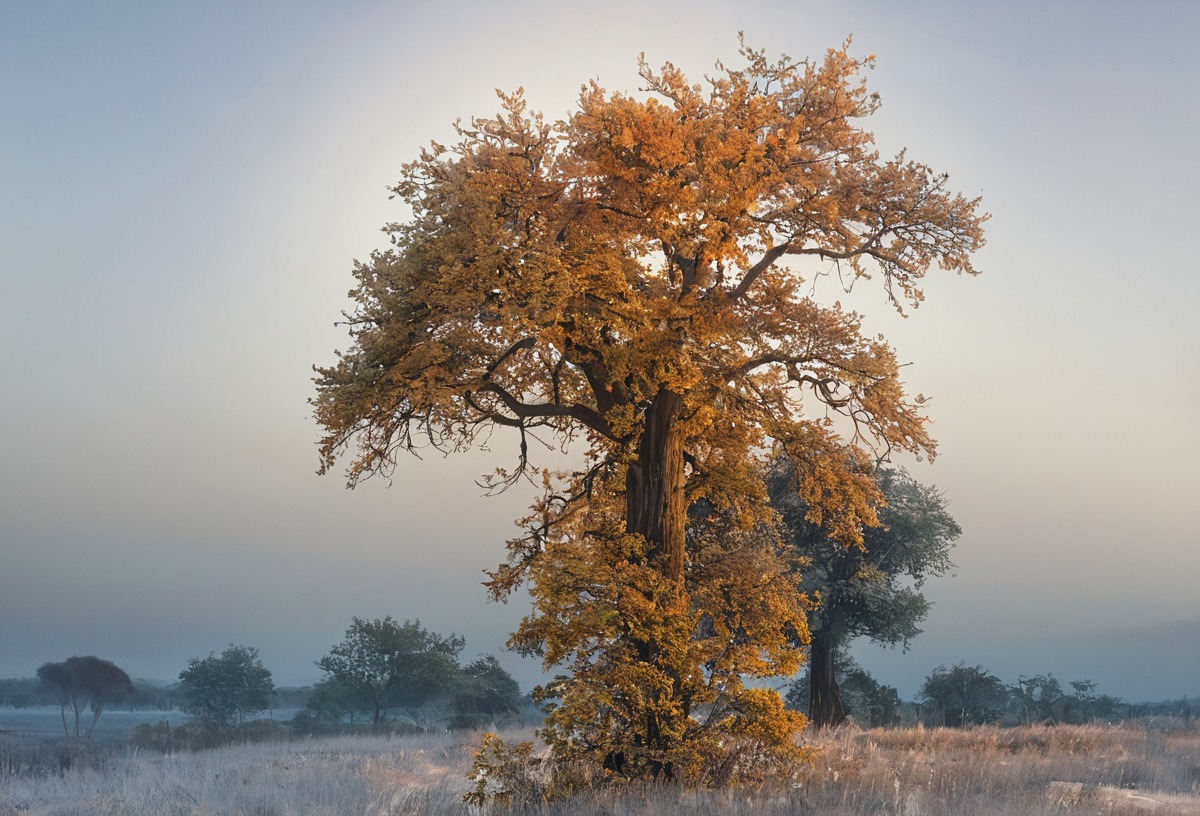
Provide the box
[2,0,1197,700]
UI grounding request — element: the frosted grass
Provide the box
[3,723,1199,815]
[1,731,475,816]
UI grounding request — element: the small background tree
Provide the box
[178,645,274,728]
[1008,674,1069,725]
[290,677,376,734]
[919,663,1007,727]
[36,656,134,740]
[1068,679,1122,723]
[1006,675,1122,725]
[0,677,45,707]
[314,617,464,725]
[448,655,523,729]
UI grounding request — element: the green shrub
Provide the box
[129,718,289,753]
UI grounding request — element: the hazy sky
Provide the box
[3,1,1198,702]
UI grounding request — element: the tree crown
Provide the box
[769,462,960,647]
[178,645,274,728]
[314,40,986,547]
[315,617,464,718]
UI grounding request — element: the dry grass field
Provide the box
[794,722,1200,815]
[2,721,1198,815]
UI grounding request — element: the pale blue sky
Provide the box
[2,0,1198,700]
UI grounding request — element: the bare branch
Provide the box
[473,382,615,439]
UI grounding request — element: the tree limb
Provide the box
[473,382,615,439]
[730,242,791,300]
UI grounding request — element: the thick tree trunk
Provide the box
[622,388,689,778]
[625,389,687,584]
[808,631,845,730]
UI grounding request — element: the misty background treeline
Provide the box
[10,466,1194,749]
[786,651,1197,729]
[2,461,1193,746]
[5,633,1196,735]
[3,618,531,748]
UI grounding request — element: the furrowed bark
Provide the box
[625,388,687,585]
[621,388,689,779]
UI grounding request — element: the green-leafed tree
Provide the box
[769,462,959,729]
[1009,674,1068,724]
[0,677,46,707]
[313,40,985,782]
[35,661,74,739]
[290,677,375,734]
[1007,676,1122,725]
[785,651,901,728]
[919,663,1007,727]
[1069,679,1122,723]
[36,656,134,740]
[448,655,523,729]
[315,617,463,724]
[178,645,274,728]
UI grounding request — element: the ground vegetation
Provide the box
[4,724,1200,815]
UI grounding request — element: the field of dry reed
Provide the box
[2,720,1198,815]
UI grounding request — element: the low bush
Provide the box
[287,710,430,738]
[129,718,289,753]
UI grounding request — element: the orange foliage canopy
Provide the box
[314,40,985,785]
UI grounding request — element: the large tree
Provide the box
[314,41,985,782]
[770,463,960,729]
